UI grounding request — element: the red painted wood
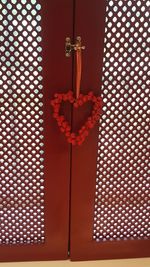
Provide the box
[70,0,150,261]
[0,0,73,261]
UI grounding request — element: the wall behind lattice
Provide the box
[0,0,45,244]
[93,0,150,242]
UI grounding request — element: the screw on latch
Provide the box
[65,36,85,57]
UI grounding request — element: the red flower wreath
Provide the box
[50,90,102,146]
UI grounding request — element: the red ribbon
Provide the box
[76,47,82,99]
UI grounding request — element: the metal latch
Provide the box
[65,36,85,57]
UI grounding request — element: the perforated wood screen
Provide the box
[0,0,45,245]
[93,0,150,242]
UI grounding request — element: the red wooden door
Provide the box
[0,0,73,262]
[70,0,150,261]
[1,0,150,262]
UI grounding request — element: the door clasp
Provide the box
[65,36,85,57]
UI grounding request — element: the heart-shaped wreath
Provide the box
[50,37,102,145]
[50,91,102,145]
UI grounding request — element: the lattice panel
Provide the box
[0,0,45,244]
[93,0,150,242]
